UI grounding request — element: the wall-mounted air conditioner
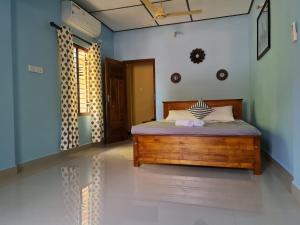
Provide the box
[62,1,101,38]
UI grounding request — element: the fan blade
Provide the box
[166,9,202,17]
[150,17,163,21]
[141,0,159,14]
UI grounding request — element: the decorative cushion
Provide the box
[187,100,214,120]
[203,106,235,122]
[166,110,197,121]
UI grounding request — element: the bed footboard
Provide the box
[133,135,262,175]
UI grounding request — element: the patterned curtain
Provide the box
[57,27,79,150]
[88,44,104,143]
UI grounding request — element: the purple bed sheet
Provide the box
[131,120,261,136]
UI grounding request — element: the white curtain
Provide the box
[88,43,104,143]
[57,27,79,150]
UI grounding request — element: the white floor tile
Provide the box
[0,142,299,225]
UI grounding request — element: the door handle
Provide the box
[107,95,110,103]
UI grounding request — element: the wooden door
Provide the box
[125,59,156,130]
[105,58,128,143]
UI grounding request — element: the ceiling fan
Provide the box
[141,0,202,20]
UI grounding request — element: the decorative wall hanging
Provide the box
[171,73,181,83]
[190,48,206,64]
[257,0,271,60]
[216,69,229,81]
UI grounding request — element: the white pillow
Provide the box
[166,110,197,121]
[203,106,235,122]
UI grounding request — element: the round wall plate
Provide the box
[171,73,181,83]
[216,69,229,81]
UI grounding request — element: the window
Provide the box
[73,45,90,115]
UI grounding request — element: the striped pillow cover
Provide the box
[187,100,214,119]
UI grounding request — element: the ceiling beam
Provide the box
[185,0,193,22]
[139,0,159,26]
[248,0,255,14]
[115,13,249,32]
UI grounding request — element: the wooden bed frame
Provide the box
[133,99,262,175]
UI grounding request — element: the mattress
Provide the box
[131,120,261,136]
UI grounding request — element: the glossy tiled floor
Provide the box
[0,142,300,225]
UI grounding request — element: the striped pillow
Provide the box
[187,100,214,119]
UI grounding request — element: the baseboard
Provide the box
[261,149,300,203]
[16,142,102,174]
[292,184,300,203]
[262,150,293,186]
[0,142,102,179]
[0,166,18,179]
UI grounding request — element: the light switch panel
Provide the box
[292,21,298,43]
[28,65,44,74]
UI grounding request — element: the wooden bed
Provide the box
[133,99,262,175]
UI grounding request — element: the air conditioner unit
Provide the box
[62,1,101,38]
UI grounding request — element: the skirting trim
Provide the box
[292,184,300,203]
[0,143,102,178]
[0,166,17,179]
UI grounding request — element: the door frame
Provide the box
[123,58,156,122]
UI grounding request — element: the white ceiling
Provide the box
[74,0,254,32]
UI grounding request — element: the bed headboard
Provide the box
[163,99,243,119]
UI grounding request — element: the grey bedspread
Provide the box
[131,120,261,136]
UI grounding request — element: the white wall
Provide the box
[114,16,250,119]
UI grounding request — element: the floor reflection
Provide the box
[61,155,105,225]
[133,167,262,212]
[0,143,300,225]
[90,154,105,225]
[61,166,81,225]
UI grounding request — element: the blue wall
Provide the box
[114,16,251,120]
[249,0,300,188]
[12,0,62,164]
[101,25,115,60]
[0,0,16,170]
[0,0,114,169]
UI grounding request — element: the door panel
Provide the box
[105,58,128,143]
[125,59,156,131]
[131,62,155,125]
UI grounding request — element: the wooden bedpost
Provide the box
[133,135,140,167]
[254,137,262,175]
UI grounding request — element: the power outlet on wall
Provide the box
[28,64,44,74]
